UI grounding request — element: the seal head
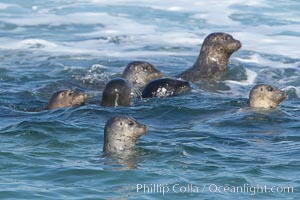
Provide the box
[177,32,241,82]
[100,78,131,107]
[103,116,148,154]
[122,61,163,89]
[46,89,88,110]
[249,84,287,108]
[142,78,191,98]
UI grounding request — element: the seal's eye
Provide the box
[223,35,231,41]
[68,91,74,96]
[119,122,123,126]
[128,121,134,126]
[267,86,274,92]
[217,47,225,53]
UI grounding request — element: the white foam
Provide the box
[82,0,265,26]
[234,30,300,59]
[236,54,300,69]
[21,39,58,48]
[0,3,16,10]
[282,86,300,98]
[0,37,196,58]
[222,68,258,97]
[32,6,38,11]
[225,68,257,86]
[0,0,299,61]
[1,12,118,26]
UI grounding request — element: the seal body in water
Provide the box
[122,61,163,90]
[141,78,191,98]
[46,89,88,110]
[100,78,131,107]
[176,32,241,82]
[249,84,287,108]
[103,116,148,154]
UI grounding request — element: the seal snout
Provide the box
[234,39,242,50]
[136,122,148,136]
[279,90,288,102]
[78,92,88,101]
[149,70,163,81]
[155,71,163,79]
[177,81,191,93]
[281,90,288,99]
[228,38,242,52]
[83,93,88,99]
[73,91,88,104]
[141,124,148,132]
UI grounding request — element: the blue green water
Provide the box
[0,0,300,199]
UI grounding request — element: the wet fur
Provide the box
[177,32,241,82]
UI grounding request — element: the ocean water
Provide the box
[0,0,300,199]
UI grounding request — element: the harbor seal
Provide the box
[142,78,191,98]
[176,32,241,82]
[103,116,148,154]
[122,61,163,89]
[46,89,88,110]
[100,78,131,107]
[249,84,287,108]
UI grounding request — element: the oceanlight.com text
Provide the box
[135,183,294,196]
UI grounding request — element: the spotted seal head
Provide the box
[122,61,163,89]
[46,89,88,110]
[141,78,191,98]
[100,78,131,107]
[177,32,241,82]
[103,116,148,154]
[249,84,287,109]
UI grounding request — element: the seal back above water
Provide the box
[176,32,241,82]
[249,84,287,108]
[141,78,191,98]
[100,78,131,107]
[46,89,88,110]
[103,116,148,154]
